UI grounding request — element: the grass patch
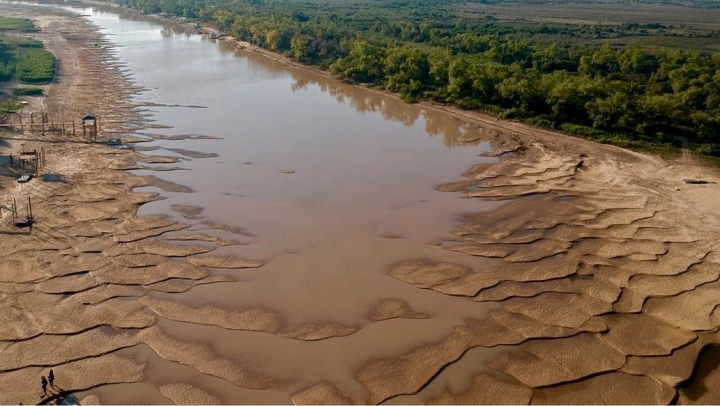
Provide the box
[13,87,43,96]
[0,36,44,48]
[14,47,55,83]
[0,35,55,84]
[606,35,720,51]
[0,16,36,31]
[0,100,19,112]
[459,4,720,29]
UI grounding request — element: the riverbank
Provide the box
[2,2,720,404]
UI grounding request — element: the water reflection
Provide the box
[291,76,420,126]
[160,27,174,38]
[109,6,199,38]
[83,3,489,149]
[289,73,482,147]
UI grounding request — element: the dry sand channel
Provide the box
[2,2,720,404]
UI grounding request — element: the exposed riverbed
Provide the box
[4,2,720,404]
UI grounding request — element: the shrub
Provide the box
[559,123,601,137]
[0,17,36,31]
[695,143,720,156]
[13,87,43,96]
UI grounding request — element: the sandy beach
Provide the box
[2,2,720,404]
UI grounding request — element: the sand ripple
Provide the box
[355,139,720,402]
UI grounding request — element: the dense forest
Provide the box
[113,0,720,153]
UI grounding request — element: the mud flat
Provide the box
[2,2,720,405]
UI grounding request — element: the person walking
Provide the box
[41,376,48,396]
[48,370,54,387]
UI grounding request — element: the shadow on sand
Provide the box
[38,385,80,405]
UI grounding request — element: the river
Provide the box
[57,5,502,403]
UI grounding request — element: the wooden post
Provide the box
[12,198,16,222]
[27,196,32,220]
[30,113,34,132]
[72,121,76,136]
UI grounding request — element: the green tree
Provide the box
[585,91,634,130]
[290,34,312,61]
[579,44,620,77]
[329,39,385,83]
[383,45,430,98]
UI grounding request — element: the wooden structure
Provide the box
[1,113,115,140]
[27,112,48,134]
[1,147,45,173]
[18,151,40,173]
[82,114,98,142]
[10,197,34,227]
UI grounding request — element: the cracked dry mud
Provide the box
[3,2,720,405]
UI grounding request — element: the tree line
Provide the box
[115,0,720,153]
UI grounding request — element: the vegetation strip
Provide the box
[0,16,55,112]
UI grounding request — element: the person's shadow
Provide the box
[38,385,80,405]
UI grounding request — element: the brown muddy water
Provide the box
[67,6,503,403]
